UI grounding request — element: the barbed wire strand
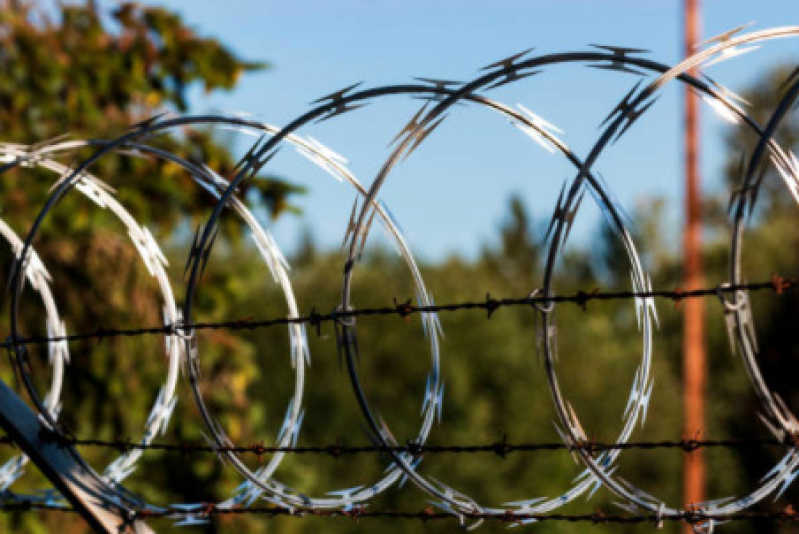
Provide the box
[3,499,799,526]
[3,276,794,348]
[0,434,785,456]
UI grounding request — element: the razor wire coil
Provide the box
[0,23,796,533]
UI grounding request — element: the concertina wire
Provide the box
[0,23,798,533]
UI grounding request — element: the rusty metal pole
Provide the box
[683,0,705,522]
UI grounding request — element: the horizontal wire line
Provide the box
[3,277,794,348]
[3,500,799,525]
[0,435,785,456]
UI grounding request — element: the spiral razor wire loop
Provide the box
[0,129,352,516]
[333,59,653,523]
[202,90,652,516]
[0,143,182,500]
[0,23,797,532]
[724,65,799,510]
[534,27,799,522]
[0,136,307,510]
[331,27,798,520]
[2,116,439,518]
[174,117,433,512]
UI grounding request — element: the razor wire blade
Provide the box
[0,23,795,534]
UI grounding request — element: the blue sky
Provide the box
[135,0,796,261]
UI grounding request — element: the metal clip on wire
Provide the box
[171,320,196,342]
[716,282,745,313]
[527,288,555,314]
[331,305,357,328]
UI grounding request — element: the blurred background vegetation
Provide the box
[0,1,797,533]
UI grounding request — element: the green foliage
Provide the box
[0,0,264,137]
[0,0,301,225]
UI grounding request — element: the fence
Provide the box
[0,23,798,534]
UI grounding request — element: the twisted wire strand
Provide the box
[191,117,441,511]
[2,277,794,348]
[5,498,799,530]
[0,434,785,456]
[179,84,645,515]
